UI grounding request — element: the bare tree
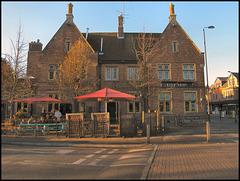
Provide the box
[1,24,35,102]
[58,39,99,112]
[132,31,166,112]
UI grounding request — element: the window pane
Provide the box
[173,43,177,52]
[158,71,163,79]
[17,102,21,111]
[191,101,196,111]
[159,94,164,100]
[159,102,164,112]
[185,93,189,100]
[106,68,111,80]
[191,93,195,100]
[189,65,194,70]
[164,65,169,70]
[135,102,140,112]
[49,71,54,79]
[165,93,170,100]
[184,71,188,79]
[166,102,170,112]
[158,65,162,70]
[135,68,139,80]
[185,101,189,111]
[183,65,188,70]
[112,68,117,80]
[189,71,194,79]
[49,65,54,69]
[165,71,169,79]
[23,103,27,112]
[128,68,133,80]
[128,102,134,113]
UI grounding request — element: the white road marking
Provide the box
[108,149,119,154]
[128,148,152,153]
[85,154,95,158]
[99,155,109,159]
[72,159,86,165]
[88,159,102,166]
[111,163,146,167]
[94,149,107,154]
[56,150,74,155]
[119,154,148,160]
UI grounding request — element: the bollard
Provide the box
[206,121,210,142]
[146,118,150,144]
[161,115,165,131]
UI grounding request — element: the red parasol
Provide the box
[74,88,136,113]
[74,88,136,101]
[11,95,61,104]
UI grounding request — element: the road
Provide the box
[2,144,155,179]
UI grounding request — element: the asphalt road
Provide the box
[2,144,155,179]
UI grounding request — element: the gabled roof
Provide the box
[82,32,162,61]
[43,18,94,53]
[214,77,228,84]
[232,72,239,79]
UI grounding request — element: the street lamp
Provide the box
[203,26,215,123]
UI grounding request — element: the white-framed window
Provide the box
[184,92,197,112]
[159,92,172,113]
[105,67,118,80]
[49,64,59,80]
[158,64,170,80]
[183,64,195,80]
[127,93,140,113]
[128,67,139,80]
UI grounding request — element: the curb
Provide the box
[140,145,158,180]
[2,141,156,148]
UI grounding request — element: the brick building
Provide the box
[24,3,207,133]
[209,72,239,116]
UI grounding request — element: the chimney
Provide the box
[66,3,74,23]
[169,3,177,23]
[117,13,124,39]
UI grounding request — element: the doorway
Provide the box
[107,102,118,124]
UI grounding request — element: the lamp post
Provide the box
[203,26,215,123]
[228,71,237,122]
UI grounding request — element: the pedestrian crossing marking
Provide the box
[99,155,109,159]
[108,149,119,154]
[72,159,86,164]
[128,148,152,153]
[94,149,107,154]
[88,159,102,166]
[56,150,74,155]
[119,154,148,160]
[85,154,95,158]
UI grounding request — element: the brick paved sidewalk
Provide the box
[147,143,238,179]
[147,115,239,180]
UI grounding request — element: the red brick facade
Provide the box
[26,3,207,123]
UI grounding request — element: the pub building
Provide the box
[23,3,206,136]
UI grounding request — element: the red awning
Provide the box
[11,95,61,104]
[74,88,136,101]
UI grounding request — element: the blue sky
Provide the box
[1,1,239,85]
